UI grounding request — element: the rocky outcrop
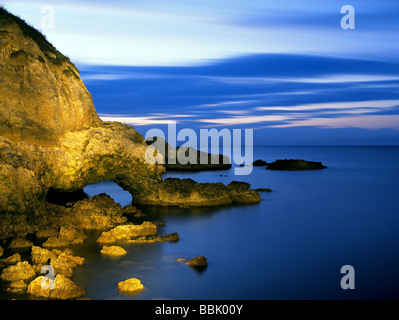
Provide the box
[176,256,208,269]
[117,278,144,294]
[135,179,261,207]
[146,136,232,171]
[97,221,157,244]
[27,274,85,300]
[266,159,327,171]
[31,246,57,264]
[0,165,47,215]
[252,159,268,166]
[186,256,208,268]
[0,253,21,266]
[127,232,179,244]
[0,193,125,240]
[100,245,127,257]
[9,237,34,250]
[7,279,27,294]
[0,261,36,282]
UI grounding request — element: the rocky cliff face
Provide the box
[0,8,101,146]
[0,7,260,218]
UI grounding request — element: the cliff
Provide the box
[0,7,101,146]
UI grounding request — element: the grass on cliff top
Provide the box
[0,5,76,68]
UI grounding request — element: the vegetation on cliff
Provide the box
[0,6,71,66]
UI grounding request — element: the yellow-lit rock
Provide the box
[97,221,157,244]
[27,274,85,300]
[31,246,57,264]
[100,245,127,257]
[117,278,144,294]
[7,280,27,294]
[0,261,36,282]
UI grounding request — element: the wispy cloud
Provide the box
[194,100,399,128]
[204,74,399,85]
[200,100,256,108]
[99,114,192,125]
[254,100,399,112]
[268,115,399,130]
[198,115,289,126]
[82,72,168,81]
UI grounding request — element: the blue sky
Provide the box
[3,0,399,144]
[4,0,399,65]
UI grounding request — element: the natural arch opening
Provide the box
[83,180,133,207]
[46,188,88,206]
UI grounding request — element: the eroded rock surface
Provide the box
[100,245,127,257]
[186,256,208,268]
[117,278,144,294]
[0,8,101,146]
[0,261,36,282]
[97,221,157,244]
[136,178,261,206]
[27,274,85,300]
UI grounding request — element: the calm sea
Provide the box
[71,145,399,300]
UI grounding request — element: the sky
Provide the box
[2,0,399,145]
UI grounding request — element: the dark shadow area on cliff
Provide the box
[46,188,89,206]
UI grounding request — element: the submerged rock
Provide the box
[254,188,272,193]
[117,278,144,294]
[266,159,327,171]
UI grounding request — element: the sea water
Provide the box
[71,146,399,300]
[2,146,398,300]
